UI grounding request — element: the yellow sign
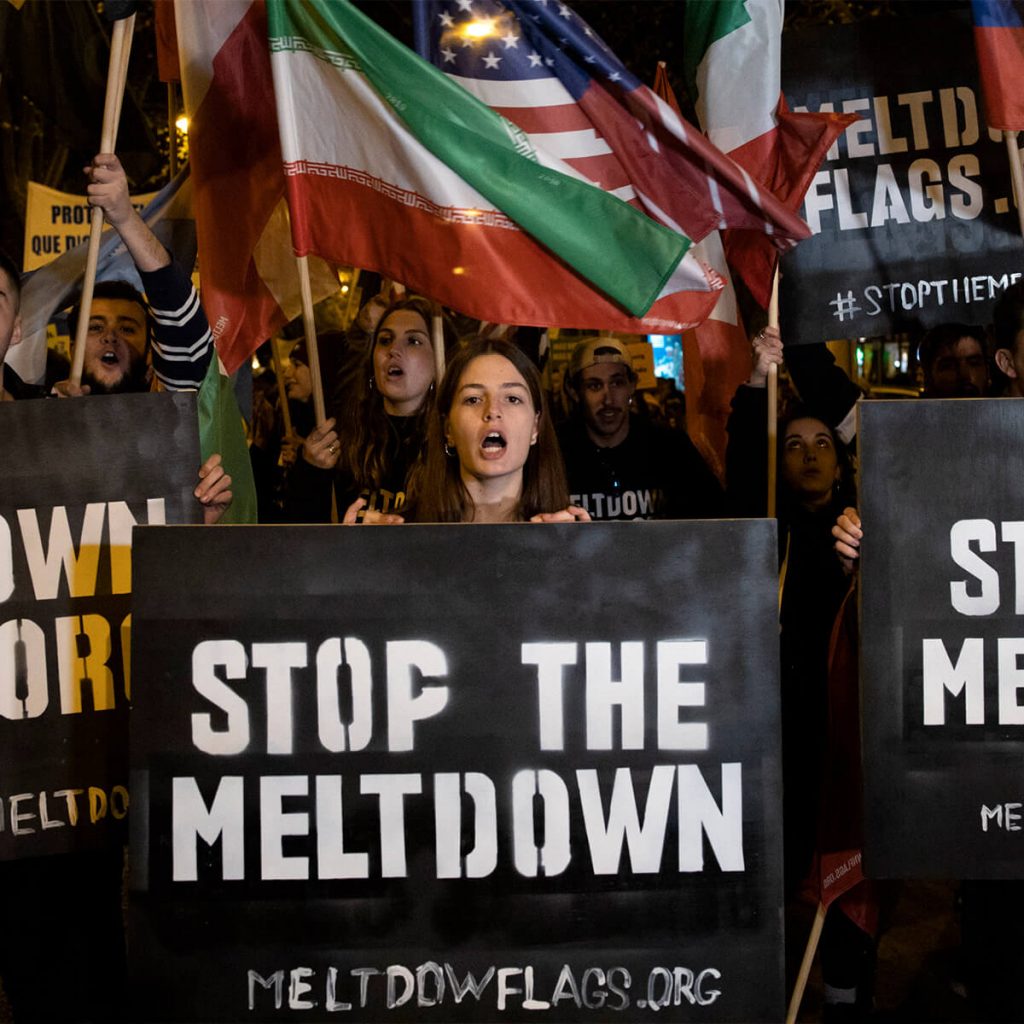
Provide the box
[23,181,157,272]
[627,340,656,390]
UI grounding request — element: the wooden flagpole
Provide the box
[767,267,780,518]
[295,254,327,426]
[786,901,827,1024]
[167,82,178,180]
[69,13,136,390]
[1005,131,1024,239]
[432,313,446,387]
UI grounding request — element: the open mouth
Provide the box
[481,431,507,450]
[100,350,120,367]
[386,365,404,379]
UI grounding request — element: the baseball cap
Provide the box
[568,335,634,379]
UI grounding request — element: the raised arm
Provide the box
[85,153,169,272]
[85,153,212,391]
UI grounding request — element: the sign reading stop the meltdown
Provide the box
[129,520,784,1022]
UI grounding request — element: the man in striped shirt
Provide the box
[56,153,212,397]
[53,152,230,521]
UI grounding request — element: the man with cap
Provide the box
[557,336,723,520]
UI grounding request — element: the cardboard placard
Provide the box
[0,392,201,859]
[128,520,783,1022]
[780,11,1022,345]
[861,398,1024,878]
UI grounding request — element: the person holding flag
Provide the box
[52,152,234,523]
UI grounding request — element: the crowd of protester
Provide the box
[5,151,1024,1023]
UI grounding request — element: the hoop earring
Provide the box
[368,375,375,390]
[444,442,457,458]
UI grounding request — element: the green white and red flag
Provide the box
[174,0,337,374]
[683,0,854,307]
[266,0,722,334]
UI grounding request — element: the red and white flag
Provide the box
[173,0,335,374]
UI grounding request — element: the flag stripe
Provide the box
[973,18,1024,128]
[449,72,576,107]
[491,102,593,134]
[527,128,611,159]
[972,0,1024,27]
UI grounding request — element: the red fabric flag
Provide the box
[154,0,180,83]
[173,0,336,374]
[972,0,1024,130]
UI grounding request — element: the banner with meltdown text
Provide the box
[128,521,783,1022]
[860,399,1024,878]
[780,9,1023,346]
[0,393,201,861]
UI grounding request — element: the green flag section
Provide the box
[683,0,756,133]
[266,0,698,321]
[197,355,257,525]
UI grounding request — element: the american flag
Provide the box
[414,0,810,253]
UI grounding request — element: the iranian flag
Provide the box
[683,0,854,307]
[266,0,722,332]
[174,0,337,374]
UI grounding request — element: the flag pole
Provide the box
[168,82,178,180]
[69,13,136,390]
[270,337,295,442]
[296,253,327,426]
[767,266,780,518]
[786,901,827,1024]
[1005,131,1024,239]
[431,313,446,387]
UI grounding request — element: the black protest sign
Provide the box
[780,10,1022,346]
[861,399,1024,878]
[0,392,201,860]
[128,521,783,1023]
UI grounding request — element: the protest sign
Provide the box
[128,520,783,1022]
[861,398,1024,878]
[780,10,1023,346]
[0,393,201,860]
[23,181,157,272]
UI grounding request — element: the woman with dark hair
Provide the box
[727,327,875,1020]
[284,295,454,522]
[408,338,588,524]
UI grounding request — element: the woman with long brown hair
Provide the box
[410,338,588,524]
[286,295,454,522]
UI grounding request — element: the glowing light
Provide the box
[463,18,496,38]
[175,115,190,134]
[452,266,466,276]
[341,285,350,294]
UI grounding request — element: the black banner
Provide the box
[780,11,1023,346]
[0,393,200,860]
[861,399,1024,878]
[128,521,783,1022]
